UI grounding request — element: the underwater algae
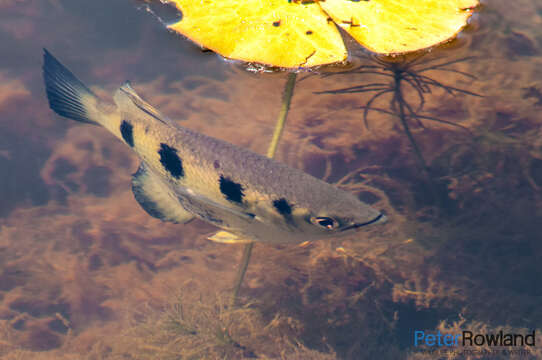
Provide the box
[4,57,541,359]
[316,51,481,208]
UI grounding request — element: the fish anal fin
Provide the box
[132,163,194,224]
[208,231,252,244]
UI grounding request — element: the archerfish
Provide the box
[42,49,386,244]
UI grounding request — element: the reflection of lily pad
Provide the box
[166,0,479,68]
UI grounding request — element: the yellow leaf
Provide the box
[320,0,479,54]
[166,0,479,68]
[167,0,347,68]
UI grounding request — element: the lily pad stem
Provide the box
[231,72,297,306]
[266,72,297,158]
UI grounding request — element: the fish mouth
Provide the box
[340,213,387,232]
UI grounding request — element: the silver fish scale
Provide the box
[169,124,358,213]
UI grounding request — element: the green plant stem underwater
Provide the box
[230,72,298,306]
[318,54,481,211]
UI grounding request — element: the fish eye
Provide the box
[310,216,338,230]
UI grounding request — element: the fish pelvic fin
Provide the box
[208,231,253,244]
[132,163,195,224]
[42,48,99,125]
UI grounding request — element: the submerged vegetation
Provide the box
[318,53,480,132]
[316,53,483,210]
[112,291,339,360]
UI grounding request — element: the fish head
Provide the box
[296,199,385,240]
[260,186,386,243]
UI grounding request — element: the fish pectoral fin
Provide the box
[179,188,255,221]
[132,163,194,224]
[208,231,252,244]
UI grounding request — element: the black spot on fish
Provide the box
[159,143,184,179]
[273,20,281,27]
[120,120,134,147]
[273,198,292,216]
[306,30,313,35]
[219,175,244,204]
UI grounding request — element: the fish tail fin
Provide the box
[42,48,99,125]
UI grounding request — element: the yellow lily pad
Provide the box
[167,0,347,68]
[166,0,479,68]
[320,0,479,54]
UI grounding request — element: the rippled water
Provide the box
[0,0,541,359]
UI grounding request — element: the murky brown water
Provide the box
[0,0,541,359]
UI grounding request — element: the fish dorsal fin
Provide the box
[114,81,170,125]
[132,163,194,224]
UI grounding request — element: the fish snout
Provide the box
[340,212,387,232]
[375,212,387,225]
